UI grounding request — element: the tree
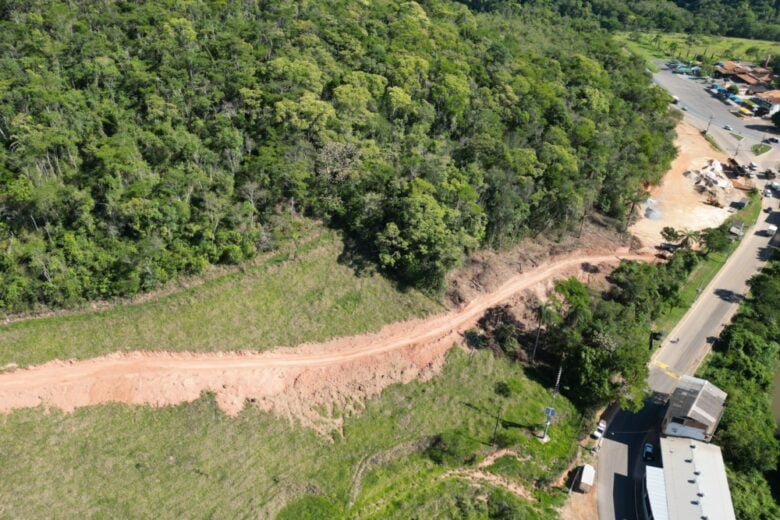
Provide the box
[661,226,679,242]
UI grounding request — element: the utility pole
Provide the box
[705,115,713,134]
[539,359,564,442]
[734,139,741,159]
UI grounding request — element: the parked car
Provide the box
[766,137,779,144]
[592,420,607,439]
[724,124,733,131]
[766,224,778,236]
[681,106,688,111]
[643,443,655,461]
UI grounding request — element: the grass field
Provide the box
[0,225,442,367]
[653,191,762,335]
[616,32,778,66]
[0,349,580,519]
[752,143,772,155]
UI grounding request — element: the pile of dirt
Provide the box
[0,252,647,433]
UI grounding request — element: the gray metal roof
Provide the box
[660,437,736,520]
[667,376,727,434]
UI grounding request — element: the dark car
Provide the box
[643,443,655,461]
[767,137,779,144]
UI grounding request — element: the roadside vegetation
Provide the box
[652,191,762,335]
[0,348,579,519]
[752,143,772,156]
[697,258,780,519]
[616,31,780,66]
[0,0,678,312]
[0,226,440,367]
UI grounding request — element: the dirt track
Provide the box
[0,251,646,432]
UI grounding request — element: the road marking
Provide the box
[650,360,681,380]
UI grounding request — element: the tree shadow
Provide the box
[713,288,743,303]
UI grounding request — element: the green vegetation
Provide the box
[698,258,780,519]
[731,133,744,142]
[0,226,440,367]
[0,0,678,312]
[0,348,580,519]
[559,1,780,41]
[616,31,780,64]
[653,192,762,335]
[478,252,698,412]
[752,143,772,155]
[703,132,723,152]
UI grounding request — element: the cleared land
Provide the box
[0,349,578,519]
[0,252,641,429]
[616,31,778,64]
[0,228,441,367]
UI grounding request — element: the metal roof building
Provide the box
[644,437,736,520]
[662,376,727,442]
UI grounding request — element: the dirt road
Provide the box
[0,251,646,432]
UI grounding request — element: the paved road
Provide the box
[652,64,780,167]
[596,67,780,520]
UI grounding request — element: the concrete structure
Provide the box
[643,437,736,520]
[578,464,595,493]
[662,376,726,442]
[755,90,780,116]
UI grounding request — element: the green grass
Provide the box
[752,143,771,156]
[0,225,442,367]
[731,133,744,141]
[653,192,762,335]
[616,31,778,66]
[0,349,580,519]
[703,132,723,151]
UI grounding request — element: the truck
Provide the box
[766,224,778,237]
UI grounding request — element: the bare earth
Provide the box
[0,251,644,433]
[630,121,737,250]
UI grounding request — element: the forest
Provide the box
[0,0,678,311]
[467,1,780,41]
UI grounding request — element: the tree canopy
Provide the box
[0,0,677,311]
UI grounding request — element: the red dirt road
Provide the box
[0,251,646,431]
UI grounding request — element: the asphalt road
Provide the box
[596,66,780,520]
[652,64,780,167]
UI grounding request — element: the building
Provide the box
[661,376,726,442]
[714,60,773,87]
[643,437,736,520]
[754,90,780,117]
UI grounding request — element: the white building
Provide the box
[644,437,736,520]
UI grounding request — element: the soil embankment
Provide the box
[0,252,646,432]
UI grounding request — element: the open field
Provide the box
[616,32,778,65]
[653,191,762,335]
[0,227,442,367]
[0,349,579,519]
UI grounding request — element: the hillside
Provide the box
[0,0,676,312]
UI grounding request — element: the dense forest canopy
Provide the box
[0,0,677,311]
[468,0,780,41]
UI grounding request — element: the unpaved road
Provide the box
[0,251,646,430]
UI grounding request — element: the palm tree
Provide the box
[531,300,560,362]
[679,229,702,249]
[669,42,679,58]
[652,33,663,50]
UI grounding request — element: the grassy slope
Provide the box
[0,226,442,367]
[0,349,579,519]
[615,32,778,65]
[653,191,762,334]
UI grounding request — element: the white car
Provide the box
[592,420,607,439]
[724,124,733,131]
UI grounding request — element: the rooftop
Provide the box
[659,437,735,520]
[666,376,727,434]
[758,90,780,105]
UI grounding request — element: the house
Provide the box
[643,437,736,520]
[661,376,727,442]
[755,90,780,116]
[714,60,773,87]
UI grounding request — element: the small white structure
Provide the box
[578,464,595,493]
